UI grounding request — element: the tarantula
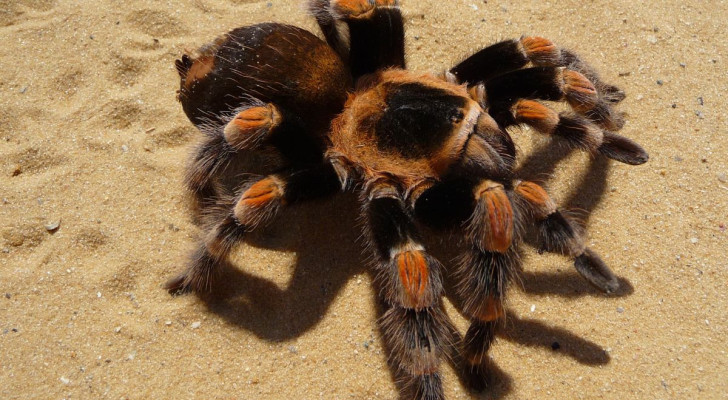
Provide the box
[165,1,648,398]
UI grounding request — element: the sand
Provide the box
[1,0,726,399]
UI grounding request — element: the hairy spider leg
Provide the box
[468,66,648,165]
[412,175,521,391]
[185,102,326,211]
[450,36,625,104]
[308,0,405,80]
[363,181,454,400]
[176,23,350,210]
[510,99,648,165]
[166,163,341,294]
[514,180,620,293]
[456,181,521,386]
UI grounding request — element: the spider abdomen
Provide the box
[176,23,351,137]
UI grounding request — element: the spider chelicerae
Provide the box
[165,1,648,398]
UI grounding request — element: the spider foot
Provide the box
[164,246,221,295]
[597,131,649,165]
[461,320,498,392]
[574,248,620,293]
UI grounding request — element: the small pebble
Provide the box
[97,292,102,298]
[695,111,704,119]
[530,304,536,312]
[19,87,28,94]
[114,326,121,333]
[617,307,625,313]
[191,321,201,329]
[60,377,70,385]
[656,80,663,85]
[671,103,677,108]
[679,62,686,68]
[45,220,61,232]
[647,35,657,44]
[5,293,10,299]
[717,173,727,183]
[551,342,560,350]
[165,320,172,326]
[288,345,297,354]
[690,237,698,244]
[697,97,704,105]
[121,144,129,153]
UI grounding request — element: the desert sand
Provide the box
[1,0,726,399]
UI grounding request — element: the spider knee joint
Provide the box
[233,177,285,227]
[223,104,281,150]
[561,69,598,112]
[472,181,514,253]
[386,244,441,310]
[520,36,561,66]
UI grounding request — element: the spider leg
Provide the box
[451,36,624,104]
[308,0,404,80]
[514,180,619,293]
[166,162,341,294]
[413,176,520,389]
[363,181,453,400]
[185,102,325,212]
[456,181,520,386]
[511,100,648,165]
[483,66,624,131]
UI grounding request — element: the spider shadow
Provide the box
[195,192,367,342]
[421,140,634,398]
[515,139,635,297]
[185,139,634,399]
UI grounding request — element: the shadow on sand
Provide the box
[178,139,633,399]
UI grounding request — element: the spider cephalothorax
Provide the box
[166,1,648,399]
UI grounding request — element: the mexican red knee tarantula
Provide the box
[166,1,648,398]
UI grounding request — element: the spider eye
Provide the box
[450,111,464,124]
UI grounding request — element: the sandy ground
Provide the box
[1,0,727,399]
